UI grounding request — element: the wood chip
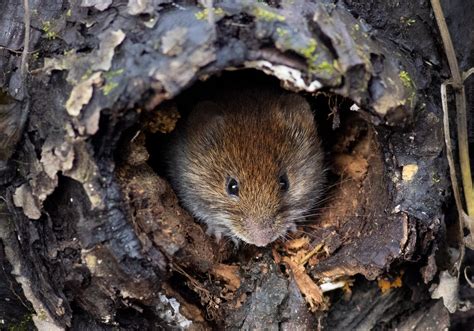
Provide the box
[282,257,324,311]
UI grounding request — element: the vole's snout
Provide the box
[241,219,280,247]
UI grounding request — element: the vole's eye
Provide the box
[279,174,289,192]
[226,177,239,196]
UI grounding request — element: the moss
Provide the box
[353,23,360,31]
[195,7,225,20]
[42,21,57,40]
[253,7,285,22]
[399,70,414,89]
[66,9,72,17]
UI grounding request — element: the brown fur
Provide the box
[167,89,324,246]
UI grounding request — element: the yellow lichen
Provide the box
[80,68,94,81]
[399,70,414,89]
[104,68,124,80]
[400,16,416,26]
[102,81,119,96]
[253,7,285,22]
[101,68,124,95]
[276,27,289,38]
[42,21,57,40]
[313,60,335,75]
[299,38,318,59]
[195,7,225,20]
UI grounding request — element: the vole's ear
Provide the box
[185,101,226,145]
[187,101,224,128]
[275,94,315,132]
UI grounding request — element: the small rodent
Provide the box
[167,88,324,247]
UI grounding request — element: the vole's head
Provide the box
[169,91,324,247]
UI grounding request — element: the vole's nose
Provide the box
[245,221,276,247]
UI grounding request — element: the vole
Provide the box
[167,88,324,247]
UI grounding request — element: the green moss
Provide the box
[195,7,225,20]
[42,21,57,40]
[399,70,414,89]
[253,7,285,22]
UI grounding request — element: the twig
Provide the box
[206,0,215,26]
[21,0,31,81]
[17,0,31,134]
[431,0,474,257]
[441,81,467,271]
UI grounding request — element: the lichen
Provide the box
[101,69,124,95]
[400,17,416,26]
[312,60,337,75]
[195,7,225,20]
[432,172,441,183]
[253,7,285,22]
[275,27,293,49]
[298,38,318,60]
[399,70,414,89]
[104,68,124,80]
[276,27,289,38]
[102,81,119,96]
[42,21,57,40]
[80,68,94,81]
